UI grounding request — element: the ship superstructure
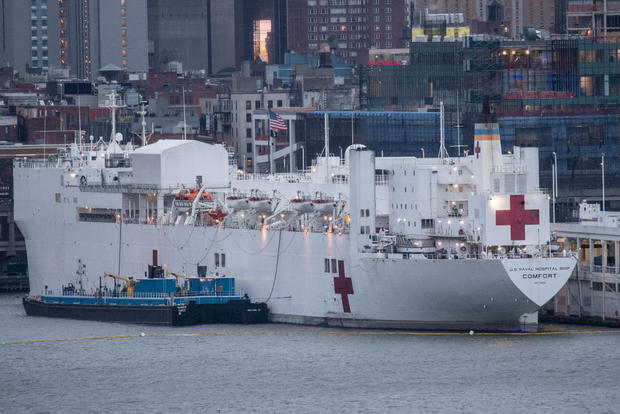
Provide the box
[14,115,576,331]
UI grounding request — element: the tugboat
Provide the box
[22,266,268,326]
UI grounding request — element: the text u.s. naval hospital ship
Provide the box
[14,110,576,331]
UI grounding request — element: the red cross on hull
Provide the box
[496,194,540,241]
[334,260,354,313]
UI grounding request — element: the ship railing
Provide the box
[235,172,313,183]
[15,160,59,169]
[579,264,620,275]
[493,165,527,174]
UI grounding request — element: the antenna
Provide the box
[104,90,125,144]
[138,101,151,146]
[77,95,82,145]
[450,92,466,156]
[182,87,187,141]
[438,101,450,163]
[324,113,330,183]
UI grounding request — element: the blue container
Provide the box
[134,278,176,295]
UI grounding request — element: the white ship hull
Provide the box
[14,136,577,331]
[17,217,575,331]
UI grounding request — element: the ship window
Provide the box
[421,219,434,229]
[458,170,462,175]
[221,253,226,267]
[324,258,330,273]
[73,197,77,204]
[605,283,616,292]
[404,187,406,193]
[592,282,603,291]
[360,226,365,234]
[360,209,364,217]
[365,209,369,216]
[215,253,220,267]
[55,193,61,203]
[331,259,337,273]
[366,226,370,234]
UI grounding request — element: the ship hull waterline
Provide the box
[19,222,576,332]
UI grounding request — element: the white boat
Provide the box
[13,114,576,331]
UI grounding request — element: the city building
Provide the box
[411,0,556,37]
[361,37,620,216]
[287,0,409,64]
[0,0,148,80]
[0,0,60,75]
[231,89,291,171]
[566,0,620,39]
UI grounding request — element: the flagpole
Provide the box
[269,113,274,174]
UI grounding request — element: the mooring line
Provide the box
[3,329,620,345]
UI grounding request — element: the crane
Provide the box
[166,270,192,280]
[103,272,136,297]
[166,270,193,296]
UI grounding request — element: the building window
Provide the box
[246,128,252,138]
[245,100,251,110]
[255,100,260,109]
[246,113,252,122]
[268,100,273,109]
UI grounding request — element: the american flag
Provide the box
[269,110,287,131]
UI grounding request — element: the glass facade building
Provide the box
[295,111,459,166]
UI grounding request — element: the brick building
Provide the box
[287,0,408,64]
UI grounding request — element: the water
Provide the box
[1,294,620,413]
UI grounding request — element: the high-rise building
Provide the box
[0,0,148,80]
[147,0,284,75]
[287,0,408,64]
[148,0,212,73]
[0,0,61,75]
[91,0,148,75]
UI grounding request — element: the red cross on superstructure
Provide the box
[475,141,481,159]
[334,260,354,313]
[495,195,540,241]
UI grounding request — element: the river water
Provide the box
[1,293,620,413]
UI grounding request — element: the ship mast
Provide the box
[438,101,450,163]
[105,90,125,144]
[324,112,330,183]
[139,102,148,147]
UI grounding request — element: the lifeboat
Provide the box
[177,189,212,202]
[248,196,273,214]
[207,210,228,221]
[311,198,336,214]
[226,194,249,211]
[290,197,313,214]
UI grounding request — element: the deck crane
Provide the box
[166,270,193,295]
[103,272,136,297]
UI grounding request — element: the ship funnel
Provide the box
[473,123,502,192]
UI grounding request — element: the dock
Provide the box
[0,274,29,292]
